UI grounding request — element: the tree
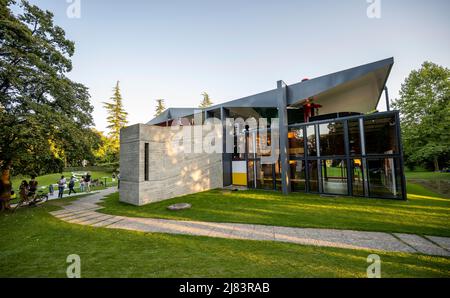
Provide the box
[199,92,213,108]
[91,129,117,164]
[155,99,165,116]
[103,81,128,155]
[392,62,450,171]
[0,0,96,209]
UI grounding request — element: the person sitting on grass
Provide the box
[68,176,77,195]
[28,175,38,200]
[19,180,29,202]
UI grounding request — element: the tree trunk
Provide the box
[0,165,12,211]
[434,157,440,172]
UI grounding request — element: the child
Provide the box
[80,178,85,192]
[48,184,54,196]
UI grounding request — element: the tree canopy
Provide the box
[155,99,166,116]
[393,61,450,171]
[103,81,128,154]
[199,92,213,108]
[0,0,98,205]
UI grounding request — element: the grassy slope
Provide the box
[0,198,448,277]
[99,183,450,237]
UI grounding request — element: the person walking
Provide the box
[58,176,66,199]
[85,172,91,193]
[68,176,77,195]
[117,172,120,189]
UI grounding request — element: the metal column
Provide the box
[221,107,232,186]
[277,80,291,195]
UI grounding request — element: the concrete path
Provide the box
[49,188,450,257]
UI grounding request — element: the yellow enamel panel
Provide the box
[232,173,247,186]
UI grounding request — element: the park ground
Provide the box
[0,171,449,277]
[10,170,117,203]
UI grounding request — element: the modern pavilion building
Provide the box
[120,57,406,206]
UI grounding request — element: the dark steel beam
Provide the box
[277,80,291,195]
[384,86,390,111]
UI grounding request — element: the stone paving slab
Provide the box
[56,210,99,221]
[66,213,113,225]
[273,226,358,250]
[48,187,450,257]
[425,236,450,251]
[90,216,125,227]
[394,233,450,257]
[71,214,116,225]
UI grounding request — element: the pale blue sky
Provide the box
[25,0,450,132]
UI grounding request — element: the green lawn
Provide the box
[405,171,450,181]
[0,198,448,277]
[99,182,450,237]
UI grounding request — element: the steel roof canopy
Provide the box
[147,57,394,125]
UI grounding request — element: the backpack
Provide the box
[69,180,75,187]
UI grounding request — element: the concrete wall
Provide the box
[120,124,223,206]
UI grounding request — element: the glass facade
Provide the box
[366,158,402,199]
[318,122,345,156]
[364,115,398,154]
[351,159,364,196]
[348,119,362,155]
[289,160,306,192]
[307,160,319,192]
[321,159,348,195]
[244,111,405,200]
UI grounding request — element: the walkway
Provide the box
[49,188,450,257]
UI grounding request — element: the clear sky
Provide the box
[25,0,450,132]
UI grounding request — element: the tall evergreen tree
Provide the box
[155,99,166,116]
[103,81,128,152]
[199,92,213,108]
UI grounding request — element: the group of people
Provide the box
[18,175,39,203]
[49,173,92,198]
[14,171,120,204]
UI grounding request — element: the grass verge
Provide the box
[0,197,449,277]
[99,183,450,237]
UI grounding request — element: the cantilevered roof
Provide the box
[147,57,394,125]
[147,108,197,125]
[287,57,393,114]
